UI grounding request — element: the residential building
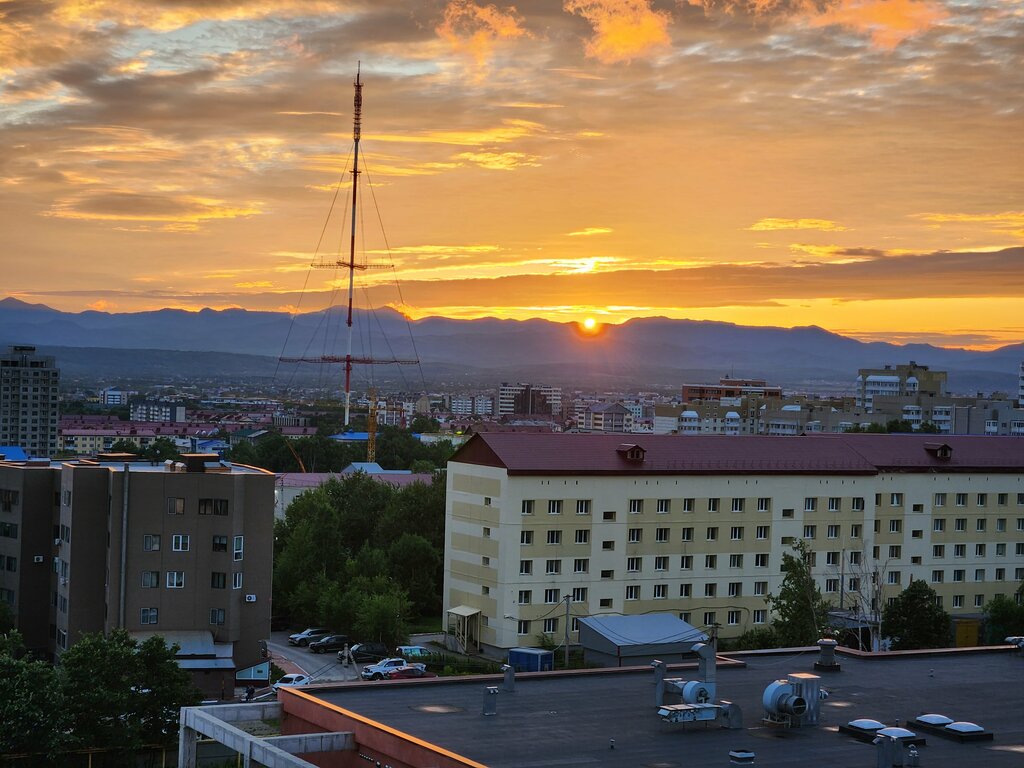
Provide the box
[450,394,494,417]
[681,377,782,402]
[130,400,187,422]
[497,383,562,417]
[99,387,137,406]
[855,362,946,411]
[444,433,1024,654]
[0,453,274,697]
[578,402,634,433]
[0,345,60,458]
[1018,361,1024,408]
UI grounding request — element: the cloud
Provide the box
[807,0,949,50]
[455,150,541,170]
[436,0,530,74]
[563,0,672,63]
[368,119,544,147]
[42,191,263,231]
[748,218,850,232]
[916,210,1024,238]
[566,227,613,236]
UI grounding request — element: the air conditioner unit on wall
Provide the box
[245,594,257,603]
[33,555,44,563]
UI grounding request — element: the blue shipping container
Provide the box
[508,647,554,672]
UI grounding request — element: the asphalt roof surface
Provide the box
[310,649,1024,767]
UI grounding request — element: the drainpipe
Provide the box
[118,463,129,628]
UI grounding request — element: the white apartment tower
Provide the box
[0,345,60,457]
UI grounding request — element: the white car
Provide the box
[273,673,311,692]
[361,657,417,680]
[395,645,432,659]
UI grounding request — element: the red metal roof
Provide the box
[450,433,1024,476]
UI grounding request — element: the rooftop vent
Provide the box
[616,444,645,463]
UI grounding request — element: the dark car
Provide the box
[338,641,389,663]
[386,665,437,680]
[309,634,350,653]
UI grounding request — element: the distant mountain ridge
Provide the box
[1,297,1019,393]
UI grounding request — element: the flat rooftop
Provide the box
[308,649,1024,767]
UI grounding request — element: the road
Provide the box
[266,632,361,683]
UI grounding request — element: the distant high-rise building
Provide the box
[130,400,186,422]
[855,362,946,412]
[0,345,59,457]
[1018,361,1024,408]
[497,383,562,417]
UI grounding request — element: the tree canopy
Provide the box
[983,588,1024,644]
[765,540,833,646]
[881,578,951,650]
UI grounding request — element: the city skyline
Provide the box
[1,1,1021,349]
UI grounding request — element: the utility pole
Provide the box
[563,594,571,669]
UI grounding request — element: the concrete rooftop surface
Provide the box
[307,649,1024,767]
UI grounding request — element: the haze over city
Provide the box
[1,0,1021,349]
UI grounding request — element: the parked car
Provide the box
[361,657,416,680]
[272,673,311,692]
[395,645,432,659]
[309,634,350,653]
[288,627,330,647]
[385,665,437,680]
[338,641,389,664]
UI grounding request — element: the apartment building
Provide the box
[497,383,562,417]
[130,400,187,422]
[856,362,946,411]
[0,345,60,458]
[578,402,634,433]
[444,433,1024,654]
[681,377,783,402]
[0,454,274,696]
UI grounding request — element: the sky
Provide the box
[1,0,1022,349]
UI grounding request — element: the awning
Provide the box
[447,605,481,618]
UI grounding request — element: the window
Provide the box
[141,608,158,625]
[890,493,903,507]
[705,554,717,569]
[233,572,243,590]
[706,526,718,541]
[521,531,534,545]
[727,610,741,625]
[912,529,923,539]
[654,556,668,571]
[166,497,184,515]
[518,590,532,604]
[954,543,966,558]
[975,543,986,557]
[683,498,695,513]
[730,526,743,541]
[575,529,589,544]
[547,530,562,545]
[851,497,864,512]
[804,497,817,512]
[934,518,946,532]
[703,611,716,626]
[199,498,228,516]
[681,527,694,542]
[628,528,642,543]
[654,584,668,599]
[544,588,560,604]
[826,551,839,566]
[210,608,225,625]
[828,497,841,512]
[977,493,987,507]
[233,536,244,561]
[212,535,228,552]
[753,609,767,624]
[728,582,742,597]
[953,569,965,582]
[826,524,840,539]
[680,555,693,570]
[519,560,532,575]
[543,618,558,634]
[955,518,967,531]
[889,519,901,533]
[548,500,562,515]
[574,558,589,574]
[576,499,591,515]
[953,595,964,609]
[707,498,720,513]
[755,553,769,568]
[545,559,561,575]
[996,543,1006,556]
[627,557,642,572]
[956,493,967,507]
[756,525,769,540]
[572,587,588,602]
[757,497,771,513]
[782,508,794,518]
[888,545,901,559]
[934,493,946,507]
[849,551,862,565]
[888,571,901,585]
[599,598,613,608]
[172,534,189,552]
[826,578,839,593]
[875,494,882,507]
[211,571,226,589]
[143,534,161,552]
[521,500,534,515]
[705,583,717,597]
[625,585,640,600]
[141,570,160,588]
[602,540,615,551]
[932,570,944,583]
[518,620,531,635]
[974,594,985,608]
[729,554,743,568]
[803,525,816,539]
[680,584,692,597]
[655,527,670,543]
[657,499,670,514]
[851,524,862,539]
[629,499,643,514]
[976,518,986,532]
[996,518,1006,532]
[848,577,860,592]
[731,498,744,513]
[166,571,185,589]
[1019,518,1024,531]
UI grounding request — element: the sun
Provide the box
[582,317,597,331]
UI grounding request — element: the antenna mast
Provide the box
[279,63,419,429]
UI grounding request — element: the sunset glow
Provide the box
[0,1,1020,349]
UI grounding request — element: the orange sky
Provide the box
[1,1,1022,349]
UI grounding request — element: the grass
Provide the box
[407,615,443,634]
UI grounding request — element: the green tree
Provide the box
[133,635,202,743]
[410,414,440,433]
[226,439,259,466]
[388,533,442,615]
[353,587,412,647]
[142,436,181,462]
[0,599,13,633]
[0,632,68,756]
[982,592,1024,644]
[109,438,141,454]
[409,458,436,474]
[881,579,951,650]
[765,540,833,646]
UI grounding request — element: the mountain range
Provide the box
[1,297,1019,394]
